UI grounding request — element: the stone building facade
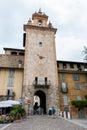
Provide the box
[23,9,59,113]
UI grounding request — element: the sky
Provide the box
[0,0,87,62]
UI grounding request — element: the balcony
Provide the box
[0,95,14,101]
[33,80,51,89]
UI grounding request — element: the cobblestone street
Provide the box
[0,116,87,130]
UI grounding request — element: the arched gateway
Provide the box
[23,9,59,114]
[34,90,46,114]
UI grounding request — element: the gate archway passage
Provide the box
[34,90,46,114]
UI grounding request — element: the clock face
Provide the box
[34,54,47,64]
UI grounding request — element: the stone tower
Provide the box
[23,9,59,114]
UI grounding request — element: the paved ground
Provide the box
[0,116,87,130]
[67,118,87,129]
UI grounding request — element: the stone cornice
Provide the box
[24,25,57,34]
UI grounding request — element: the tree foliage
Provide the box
[71,100,87,107]
[84,95,87,100]
[83,46,87,61]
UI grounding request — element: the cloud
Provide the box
[56,36,87,61]
[0,0,87,62]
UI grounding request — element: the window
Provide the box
[38,20,42,27]
[8,69,15,87]
[61,82,68,93]
[11,52,17,55]
[73,74,79,81]
[63,95,68,105]
[6,89,13,100]
[77,96,81,100]
[75,82,80,90]
[63,63,67,69]
[77,64,82,71]
[35,77,47,85]
[8,78,14,86]
[19,52,24,56]
[39,42,42,47]
[60,73,65,80]
[45,77,47,85]
[38,76,44,85]
[9,69,15,77]
[85,74,87,81]
[35,77,38,85]
[70,63,74,68]
[84,63,87,70]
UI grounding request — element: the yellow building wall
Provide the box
[0,68,23,100]
[58,72,87,117]
[13,69,23,100]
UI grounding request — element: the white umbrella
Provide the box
[0,104,4,108]
[0,100,20,108]
[6,100,20,105]
[0,103,12,108]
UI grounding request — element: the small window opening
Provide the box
[19,52,24,56]
[63,63,67,69]
[70,63,74,68]
[45,77,47,85]
[35,77,38,85]
[39,42,42,47]
[11,52,17,55]
[38,20,42,27]
[77,64,82,71]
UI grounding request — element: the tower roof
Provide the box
[32,9,48,20]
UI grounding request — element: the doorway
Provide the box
[78,108,85,118]
[34,90,46,114]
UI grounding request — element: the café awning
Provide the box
[0,100,20,108]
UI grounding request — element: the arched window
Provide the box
[38,20,42,27]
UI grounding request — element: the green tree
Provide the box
[83,46,87,61]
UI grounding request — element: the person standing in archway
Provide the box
[33,102,39,115]
[52,106,56,117]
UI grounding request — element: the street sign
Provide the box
[27,100,31,104]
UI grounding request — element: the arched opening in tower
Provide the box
[34,90,46,114]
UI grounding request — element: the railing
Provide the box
[33,80,51,89]
[0,95,13,100]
